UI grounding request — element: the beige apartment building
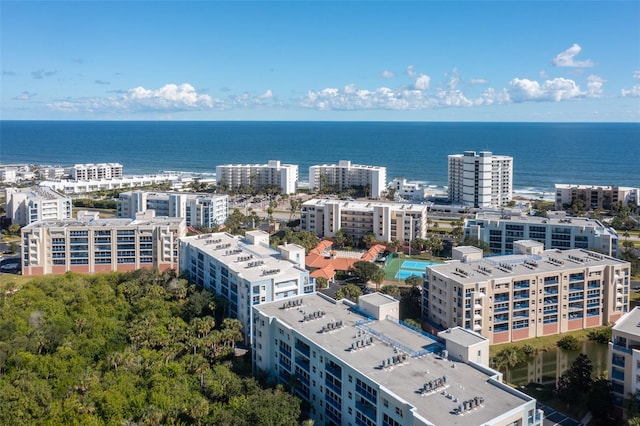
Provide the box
[300,198,427,244]
[555,184,639,211]
[422,241,630,344]
[21,211,185,276]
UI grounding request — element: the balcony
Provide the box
[613,344,632,355]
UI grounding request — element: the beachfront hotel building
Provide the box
[464,210,619,256]
[300,198,428,244]
[309,160,387,198]
[5,186,72,226]
[21,211,185,276]
[609,307,640,414]
[555,184,640,211]
[253,292,544,426]
[69,163,124,181]
[117,191,229,228]
[422,241,631,344]
[215,160,298,195]
[179,230,313,338]
[448,151,513,208]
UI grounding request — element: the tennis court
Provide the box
[390,259,439,280]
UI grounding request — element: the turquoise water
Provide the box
[395,270,426,280]
[401,260,436,270]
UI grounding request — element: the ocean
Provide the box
[1,121,638,198]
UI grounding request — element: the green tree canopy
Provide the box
[349,261,384,285]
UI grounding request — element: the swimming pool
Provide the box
[395,270,425,280]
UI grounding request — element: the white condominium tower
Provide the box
[5,186,72,226]
[215,160,298,194]
[253,292,544,426]
[309,160,387,198]
[117,191,229,229]
[179,230,314,339]
[448,151,513,208]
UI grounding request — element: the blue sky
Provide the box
[1,1,639,121]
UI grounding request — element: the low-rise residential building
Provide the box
[253,292,543,426]
[448,151,513,208]
[464,210,619,256]
[21,211,184,276]
[179,231,314,338]
[70,163,123,180]
[555,184,640,211]
[422,241,631,344]
[5,186,72,226]
[300,198,428,244]
[388,178,431,201]
[39,172,182,194]
[609,307,640,414]
[215,160,298,194]
[309,160,387,198]
[117,190,229,228]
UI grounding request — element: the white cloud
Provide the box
[47,83,272,113]
[586,75,605,97]
[508,77,583,102]
[552,44,595,68]
[633,70,640,80]
[125,83,213,109]
[380,70,395,79]
[258,89,273,100]
[406,65,417,78]
[621,85,640,97]
[414,74,430,90]
[13,91,36,101]
[470,78,489,85]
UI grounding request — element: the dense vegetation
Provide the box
[0,270,302,425]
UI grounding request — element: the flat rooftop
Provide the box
[303,198,427,212]
[612,307,640,336]
[441,327,487,347]
[182,233,306,281]
[429,248,628,284]
[257,293,534,426]
[472,211,610,230]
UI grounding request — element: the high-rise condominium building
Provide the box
[117,191,229,228]
[21,211,185,276]
[215,160,298,194]
[309,160,387,198]
[300,198,427,244]
[179,231,314,338]
[5,186,72,226]
[253,292,544,426]
[448,151,513,208]
[464,210,619,256]
[422,241,630,344]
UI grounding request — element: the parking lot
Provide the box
[538,403,583,426]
